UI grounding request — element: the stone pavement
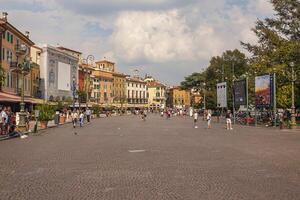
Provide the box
[0,114,300,200]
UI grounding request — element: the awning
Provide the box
[0,92,42,104]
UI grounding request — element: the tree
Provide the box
[241,0,300,108]
[181,49,249,109]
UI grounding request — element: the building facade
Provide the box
[112,72,127,106]
[167,87,191,109]
[126,76,147,108]
[0,12,34,98]
[91,60,114,105]
[30,45,42,98]
[145,77,166,110]
[39,45,79,101]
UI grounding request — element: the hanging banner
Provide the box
[234,79,247,106]
[255,75,271,107]
[217,82,227,108]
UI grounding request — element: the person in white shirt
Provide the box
[79,112,84,127]
[226,111,233,130]
[207,110,212,129]
[85,108,91,123]
[71,110,78,128]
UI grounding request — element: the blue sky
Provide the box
[0,0,274,85]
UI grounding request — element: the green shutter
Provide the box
[10,34,13,43]
[6,32,9,42]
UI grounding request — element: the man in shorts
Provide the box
[226,110,233,130]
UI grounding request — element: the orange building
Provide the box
[0,12,35,109]
[91,60,115,105]
[167,87,191,109]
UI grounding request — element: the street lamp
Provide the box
[72,76,77,110]
[289,62,300,129]
[15,45,31,130]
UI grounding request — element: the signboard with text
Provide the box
[217,82,227,108]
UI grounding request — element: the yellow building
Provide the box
[167,87,191,109]
[112,72,127,107]
[146,81,166,110]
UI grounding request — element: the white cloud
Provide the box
[1,0,275,84]
[110,10,225,63]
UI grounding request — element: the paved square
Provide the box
[0,115,300,200]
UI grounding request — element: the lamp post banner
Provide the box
[217,82,227,108]
[255,75,271,108]
[233,80,246,106]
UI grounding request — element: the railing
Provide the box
[15,44,28,56]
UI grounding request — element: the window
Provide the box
[6,72,9,87]
[128,90,130,98]
[6,32,9,42]
[2,31,5,39]
[94,85,97,89]
[136,91,138,98]
[10,34,13,43]
[6,50,9,61]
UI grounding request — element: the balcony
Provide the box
[15,44,28,56]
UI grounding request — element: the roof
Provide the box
[112,72,127,77]
[126,77,146,84]
[95,60,115,64]
[147,81,166,88]
[0,19,34,46]
[57,46,82,54]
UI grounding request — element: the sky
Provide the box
[0,0,274,85]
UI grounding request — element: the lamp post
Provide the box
[16,45,31,130]
[72,76,76,110]
[231,61,236,125]
[82,55,94,109]
[289,62,300,129]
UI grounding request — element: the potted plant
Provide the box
[37,103,55,129]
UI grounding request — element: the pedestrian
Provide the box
[25,109,31,132]
[71,110,78,128]
[207,110,212,129]
[226,110,233,130]
[1,107,8,135]
[193,110,198,128]
[79,111,84,127]
[160,110,164,117]
[85,108,91,124]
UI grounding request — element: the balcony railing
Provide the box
[15,44,28,56]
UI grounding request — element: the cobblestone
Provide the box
[0,115,300,200]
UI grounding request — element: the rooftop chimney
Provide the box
[25,31,30,38]
[2,12,8,21]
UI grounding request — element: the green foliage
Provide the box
[181,49,249,110]
[92,104,101,117]
[0,64,5,91]
[241,0,300,108]
[36,103,55,122]
[77,90,87,103]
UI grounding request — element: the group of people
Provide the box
[193,110,233,130]
[70,108,92,128]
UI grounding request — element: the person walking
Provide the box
[193,110,198,128]
[71,110,78,128]
[85,108,91,124]
[79,111,84,128]
[226,111,233,130]
[1,107,8,135]
[207,110,212,129]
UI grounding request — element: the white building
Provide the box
[39,45,79,101]
[126,76,147,108]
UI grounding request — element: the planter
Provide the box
[59,115,66,125]
[40,121,48,129]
